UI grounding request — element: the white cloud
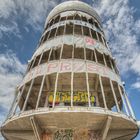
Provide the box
[0,0,59,39]
[0,0,16,18]
[132,82,140,90]
[0,52,26,125]
[94,0,140,74]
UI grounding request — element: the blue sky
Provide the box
[0,0,140,139]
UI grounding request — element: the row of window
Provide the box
[18,73,122,111]
[28,45,119,75]
[45,13,103,33]
[40,23,107,48]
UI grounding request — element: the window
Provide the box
[95,50,105,65]
[74,25,82,35]
[81,16,87,22]
[74,45,84,59]
[40,50,50,64]
[83,26,90,37]
[91,29,97,40]
[95,22,99,29]
[97,32,104,44]
[42,31,50,43]
[49,19,54,27]
[86,48,95,61]
[60,16,66,22]
[62,44,73,59]
[54,15,60,24]
[88,18,94,25]
[104,55,112,69]
[48,28,57,39]
[74,14,81,20]
[56,26,64,36]
[50,47,61,61]
[65,23,74,35]
[32,55,41,68]
[67,16,73,20]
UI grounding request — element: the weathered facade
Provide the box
[1,1,139,140]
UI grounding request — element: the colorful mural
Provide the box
[43,129,100,140]
[48,92,96,106]
[54,129,73,140]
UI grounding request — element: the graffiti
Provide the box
[21,59,122,87]
[54,129,73,140]
[48,92,96,106]
[43,129,100,140]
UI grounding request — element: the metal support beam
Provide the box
[123,89,136,119]
[100,116,112,140]
[118,85,129,116]
[99,76,107,109]
[137,121,140,128]
[22,79,34,111]
[110,80,120,112]
[30,116,42,140]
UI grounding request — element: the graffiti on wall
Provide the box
[52,129,99,140]
[48,92,96,106]
[21,59,122,87]
[54,129,73,140]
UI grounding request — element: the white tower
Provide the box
[1,1,139,140]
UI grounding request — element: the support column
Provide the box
[118,85,129,116]
[11,85,26,115]
[99,76,107,109]
[123,88,136,119]
[100,116,112,140]
[22,79,35,111]
[30,116,42,140]
[82,15,91,107]
[110,80,120,112]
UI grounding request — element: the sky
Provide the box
[0,0,140,139]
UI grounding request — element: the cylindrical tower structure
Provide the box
[1,1,139,140]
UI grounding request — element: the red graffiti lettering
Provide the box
[86,37,96,45]
[47,63,58,73]
[60,62,71,71]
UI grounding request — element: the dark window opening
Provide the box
[81,16,87,22]
[74,14,81,20]
[74,45,84,59]
[67,16,73,20]
[88,18,94,25]
[91,29,97,40]
[60,16,66,21]
[50,47,61,61]
[104,55,112,69]
[97,33,104,44]
[48,28,57,39]
[74,25,82,35]
[54,15,60,24]
[49,19,54,27]
[56,26,64,36]
[62,44,73,59]
[95,50,105,65]
[40,50,50,64]
[32,55,41,68]
[86,48,95,62]
[42,31,50,43]
[83,26,90,37]
[95,22,99,29]
[65,23,74,35]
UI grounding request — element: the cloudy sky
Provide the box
[0,0,140,139]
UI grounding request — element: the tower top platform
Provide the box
[45,0,101,26]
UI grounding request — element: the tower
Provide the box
[1,1,139,140]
